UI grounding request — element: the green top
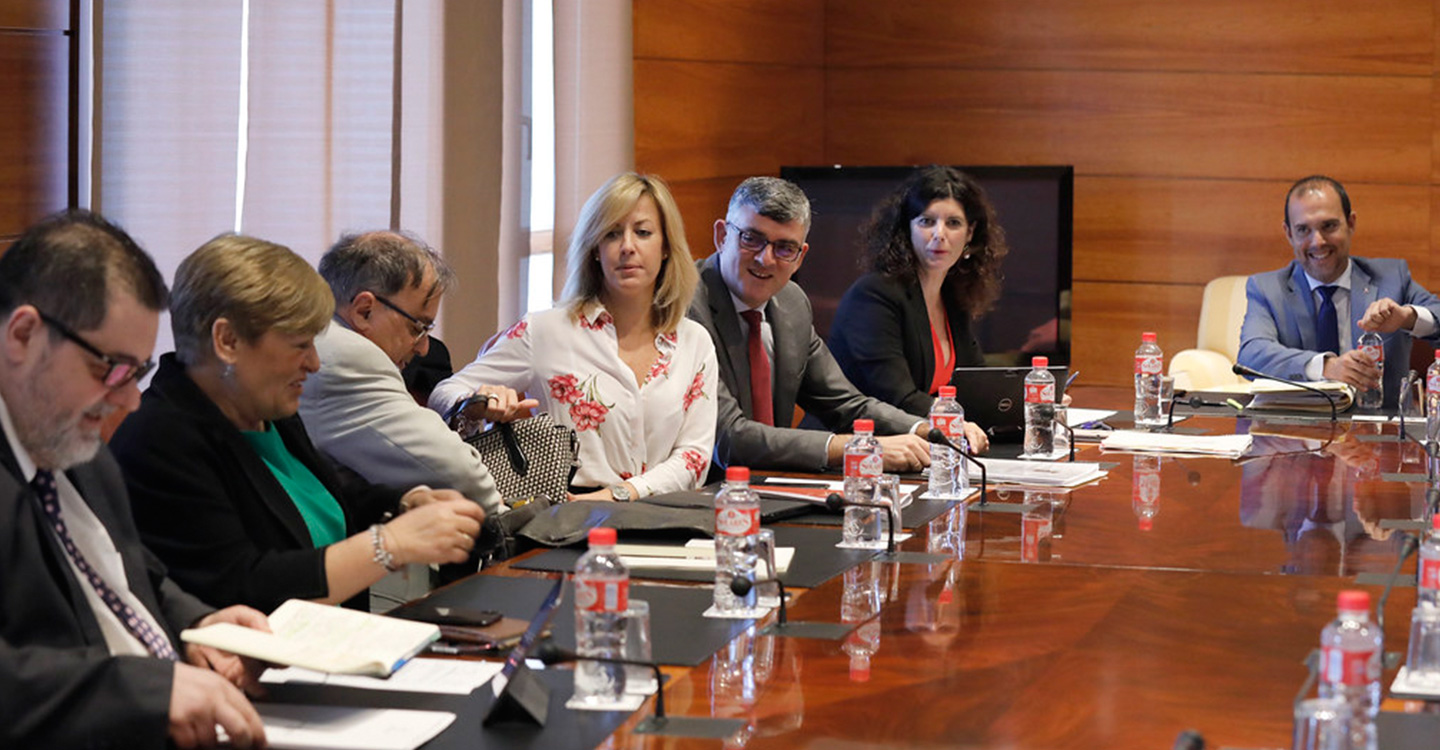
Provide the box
[242,423,347,547]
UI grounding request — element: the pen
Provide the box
[1064,371,1080,390]
[428,642,494,656]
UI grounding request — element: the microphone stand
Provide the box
[1166,393,1236,430]
[729,577,854,639]
[1232,363,1338,423]
[1377,533,1420,670]
[927,428,988,505]
[1054,420,1076,462]
[1399,370,1419,443]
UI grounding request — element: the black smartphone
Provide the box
[394,603,503,628]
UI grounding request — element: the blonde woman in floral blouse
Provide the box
[430,173,718,501]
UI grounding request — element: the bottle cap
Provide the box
[1337,590,1370,613]
[854,419,874,432]
[1032,356,1049,368]
[938,386,957,398]
[1432,514,1440,531]
[725,466,751,483]
[1434,349,1440,360]
[1138,518,1153,532]
[1142,332,1157,343]
[849,653,871,682]
[588,527,617,547]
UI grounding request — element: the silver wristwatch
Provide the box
[608,484,632,502]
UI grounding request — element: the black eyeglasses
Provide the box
[36,310,154,388]
[726,221,803,262]
[373,294,435,343]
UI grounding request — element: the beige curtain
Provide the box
[551,0,634,301]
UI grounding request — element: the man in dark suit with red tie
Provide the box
[0,210,269,749]
[688,176,935,473]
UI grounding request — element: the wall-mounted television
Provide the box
[779,165,1073,367]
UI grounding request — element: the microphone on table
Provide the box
[1398,370,1420,442]
[1377,532,1420,662]
[926,428,988,505]
[1231,363,1338,422]
[535,640,667,717]
[826,493,895,555]
[730,576,789,626]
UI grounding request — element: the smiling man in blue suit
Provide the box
[1238,175,1440,408]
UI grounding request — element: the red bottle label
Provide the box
[1024,383,1054,404]
[1428,371,1440,393]
[1320,645,1376,686]
[1358,344,1382,365]
[574,577,628,613]
[715,506,759,537]
[1422,557,1440,591]
[931,414,965,440]
[845,452,882,479]
[1135,355,1162,375]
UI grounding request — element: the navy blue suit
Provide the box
[1238,257,1440,408]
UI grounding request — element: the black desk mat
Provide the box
[407,575,752,666]
[641,488,812,523]
[513,525,878,589]
[262,664,631,750]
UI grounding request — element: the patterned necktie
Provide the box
[741,309,774,426]
[1315,285,1340,356]
[31,470,178,660]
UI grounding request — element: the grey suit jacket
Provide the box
[0,437,212,749]
[300,322,502,513]
[688,255,919,471]
[1238,257,1440,408]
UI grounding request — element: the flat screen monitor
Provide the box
[780,165,1073,367]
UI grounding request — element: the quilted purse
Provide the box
[463,413,580,503]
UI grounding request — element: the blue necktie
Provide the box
[1315,285,1340,355]
[32,470,178,660]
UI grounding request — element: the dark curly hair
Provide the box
[860,165,1008,318]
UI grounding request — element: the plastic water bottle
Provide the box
[928,385,968,498]
[572,527,628,704]
[1421,515,1440,608]
[843,419,884,545]
[713,466,761,613]
[1133,332,1165,429]
[1425,350,1440,443]
[1131,454,1161,531]
[1356,331,1384,410]
[1318,590,1382,721]
[1023,357,1056,456]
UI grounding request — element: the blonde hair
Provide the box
[171,234,334,365]
[561,172,698,333]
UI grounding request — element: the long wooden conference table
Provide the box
[267,389,1440,749]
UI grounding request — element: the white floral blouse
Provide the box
[430,305,718,497]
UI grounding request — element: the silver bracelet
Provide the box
[369,524,399,572]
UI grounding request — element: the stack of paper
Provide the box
[1244,379,1353,412]
[219,705,455,750]
[181,599,440,677]
[1100,430,1253,458]
[614,540,795,573]
[964,458,1107,488]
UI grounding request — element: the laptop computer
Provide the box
[950,365,1069,443]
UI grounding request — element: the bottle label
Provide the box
[1422,557,1440,591]
[1320,645,1376,686]
[1024,383,1054,404]
[931,414,965,440]
[845,452,883,479]
[574,577,628,613]
[1428,370,1440,394]
[1358,343,1382,366]
[1135,355,1162,375]
[715,506,759,536]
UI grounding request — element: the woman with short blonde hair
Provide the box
[113,234,485,611]
[433,172,718,502]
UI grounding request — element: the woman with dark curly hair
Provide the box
[829,165,1007,449]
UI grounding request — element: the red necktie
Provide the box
[741,309,774,426]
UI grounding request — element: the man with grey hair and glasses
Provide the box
[689,177,934,473]
[300,231,533,517]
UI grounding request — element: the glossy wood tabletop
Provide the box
[479,409,1434,749]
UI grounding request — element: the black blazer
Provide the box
[110,355,404,612]
[0,430,212,749]
[829,271,985,418]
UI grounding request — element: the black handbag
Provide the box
[463,413,580,503]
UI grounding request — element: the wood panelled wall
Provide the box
[634,0,1440,387]
[0,2,71,245]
